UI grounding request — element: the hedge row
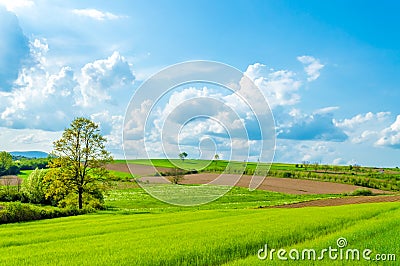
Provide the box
[0,202,90,224]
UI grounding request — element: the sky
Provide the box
[1,0,400,167]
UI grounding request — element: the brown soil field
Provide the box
[271,195,400,208]
[0,175,23,186]
[108,164,390,195]
[180,173,388,195]
[107,164,399,207]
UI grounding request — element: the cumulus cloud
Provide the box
[275,139,336,164]
[278,112,348,142]
[244,63,302,108]
[334,112,391,144]
[0,127,61,152]
[123,85,265,160]
[297,55,324,81]
[0,7,30,91]
[376,115,400,149]
[72,8,125,21]
[334,112,390,129]
[0,0,33,12]
[0,34,135,157]
[77,51,135,107]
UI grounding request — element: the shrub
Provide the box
[0,187,22,202]
[0,202,89,224]
[21,168,46,204]
[282,172,292,178]
[347,189,373,196]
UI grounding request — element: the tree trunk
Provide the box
[78,187,83,209]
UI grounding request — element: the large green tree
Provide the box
[49,117,113,209]
[0,151,12,176]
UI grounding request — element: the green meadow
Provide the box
[0,201,398,265]
[1,159,398,265]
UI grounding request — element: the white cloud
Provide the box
[333,112,391,144]
[0,39,77,130]
[0,0,34,11]
[275,139,336,164]
[314,106,339,115]
[0,36,136,158]
[91,111,124,156]
[71,8,125,21]
[334,112,390,129]
[332,157,345,165]
[297,55,324,81]
[244,63,302,108]
[0,127,61,152]
[124,99,153,141]
[376,115,400,148]
[77,51,135,107]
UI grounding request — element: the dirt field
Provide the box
[271,195,400,208]
[106,163,172,176]
[0,176,23,186]
[107,163,399,209]
[108,164,391,195]
[180,173,388,195]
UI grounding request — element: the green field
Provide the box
[17,169,36,179]
[1,159,397,265]
[104,185,340,212]
[0,202,398,265]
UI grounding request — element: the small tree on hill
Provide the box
[302,161,310,171]
[179,152,188,161]
[46,117,113,209]
[167,167,185,184]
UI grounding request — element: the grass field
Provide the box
[104,185,341,212]
[1,159,397,265]
[17,169,36,179]
[0,202,398,265]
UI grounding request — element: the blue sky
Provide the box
[1,0,400,167]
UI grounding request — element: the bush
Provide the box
[0,187,22,202]
[347,189,373,196]
[0,202,89,224]
[282,172,292,178]
[21,168,46,204]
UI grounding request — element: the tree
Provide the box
[213,154,220,169]
[0,151,13,176]
[313,161,319,171]
[167,167,185,184]
[179,152,188,161]
[48,118,112,209]
[302,161,310,171]
[21,168,46,203]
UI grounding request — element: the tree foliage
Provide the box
[21,168,46,204]
[179,152,188,161]
[46,117,113,209]
[0,151,12,176]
